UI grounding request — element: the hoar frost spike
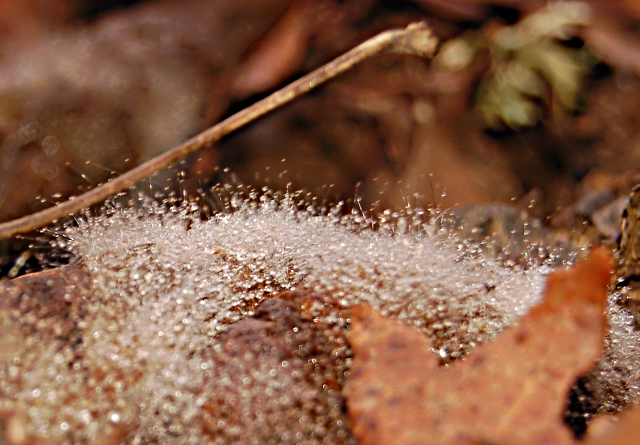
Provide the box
[0,196,548,443]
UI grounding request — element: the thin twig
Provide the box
[0,22,437,239]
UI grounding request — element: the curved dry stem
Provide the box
[0,22,437,239]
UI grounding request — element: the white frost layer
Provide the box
[4,198,550,443]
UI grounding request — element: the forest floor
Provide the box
[2,0,640,443]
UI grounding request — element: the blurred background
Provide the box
[1,0,640,274]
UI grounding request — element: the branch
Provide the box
[0,22,437,239]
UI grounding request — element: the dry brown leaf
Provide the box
[345,247,613,445]
[198,297,353,443]
[585,405,640,445]
[0,410,60,445]
[0,264,90,341]
[231,0,315,98]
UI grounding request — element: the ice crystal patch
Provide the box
[0,196,550,444]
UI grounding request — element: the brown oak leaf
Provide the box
[345,247,613,445]
[586,404,640,445]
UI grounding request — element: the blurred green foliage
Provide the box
[435,2,595,130]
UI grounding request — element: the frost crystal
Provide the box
[0,196,549,443]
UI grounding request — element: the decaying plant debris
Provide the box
[3,1,640,444]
